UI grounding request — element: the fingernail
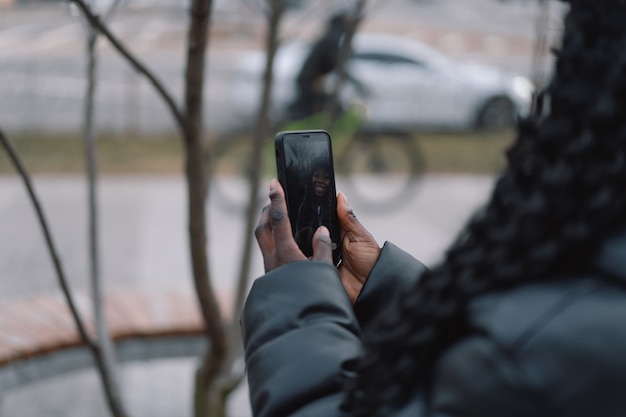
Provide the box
[270,178,278,192]
[319,226,330,237]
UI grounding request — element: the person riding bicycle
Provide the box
[289,11,367,121]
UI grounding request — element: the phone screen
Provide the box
[275,130,341,265]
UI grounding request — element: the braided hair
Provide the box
[344,0,626,415]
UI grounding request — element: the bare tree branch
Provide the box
[82,0,127,412]
[0,129,93,351]
[72,0,236,414]
[233,0,285,329]
[182,0,228,375]
[0,129,129,417]
[69,0,186,131]
[71,0,229,380]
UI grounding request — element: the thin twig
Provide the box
[0,129,94,347]
[70,0,186,132]
[83,12,127,417]
[233,0,285,329]
[0,129,129,417]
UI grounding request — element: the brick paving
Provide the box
[0,289,221,367]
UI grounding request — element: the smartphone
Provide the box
[275,129,342,265]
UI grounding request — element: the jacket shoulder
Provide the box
[431,277,626,416]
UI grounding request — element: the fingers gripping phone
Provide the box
[275,130,342,265]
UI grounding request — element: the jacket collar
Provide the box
[593,228,626,284]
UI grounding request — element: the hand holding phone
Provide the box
[275,130,342,265]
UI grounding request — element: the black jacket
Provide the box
[241,234,626,417]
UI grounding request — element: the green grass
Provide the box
[417,130,515,174]
[0,130,516,175]
[0,132,185,174]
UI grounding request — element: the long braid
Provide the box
[344,1,626,415]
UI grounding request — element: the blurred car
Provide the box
[232,32,534,132]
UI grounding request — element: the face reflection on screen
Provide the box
[283,136,337,258]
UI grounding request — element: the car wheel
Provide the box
[475,96,515,130]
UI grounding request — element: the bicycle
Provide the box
[335,126,425,213]
[206,102,426,215]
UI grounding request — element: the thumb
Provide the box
[312,226,333,264]
[338,192,379,251]
[338,192,364,234]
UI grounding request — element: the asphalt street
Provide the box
[0,173,496,417]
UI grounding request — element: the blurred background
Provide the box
[0,0,566,416]
[0,0,566,135]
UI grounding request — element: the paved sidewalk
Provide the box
[0,173,495,417]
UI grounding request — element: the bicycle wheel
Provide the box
[207,136,269,216]
[337,131,425,213]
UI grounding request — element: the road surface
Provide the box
[0,173,496,417]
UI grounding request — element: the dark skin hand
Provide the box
[256,179,380,303]
[336,191,381,303]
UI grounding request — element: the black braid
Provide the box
[344,1,626,415]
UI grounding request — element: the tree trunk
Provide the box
[56,0,237,415]
[182,1,231,416]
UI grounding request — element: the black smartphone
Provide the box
[275,129,342,265]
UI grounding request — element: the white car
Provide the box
[232,32,534,131]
